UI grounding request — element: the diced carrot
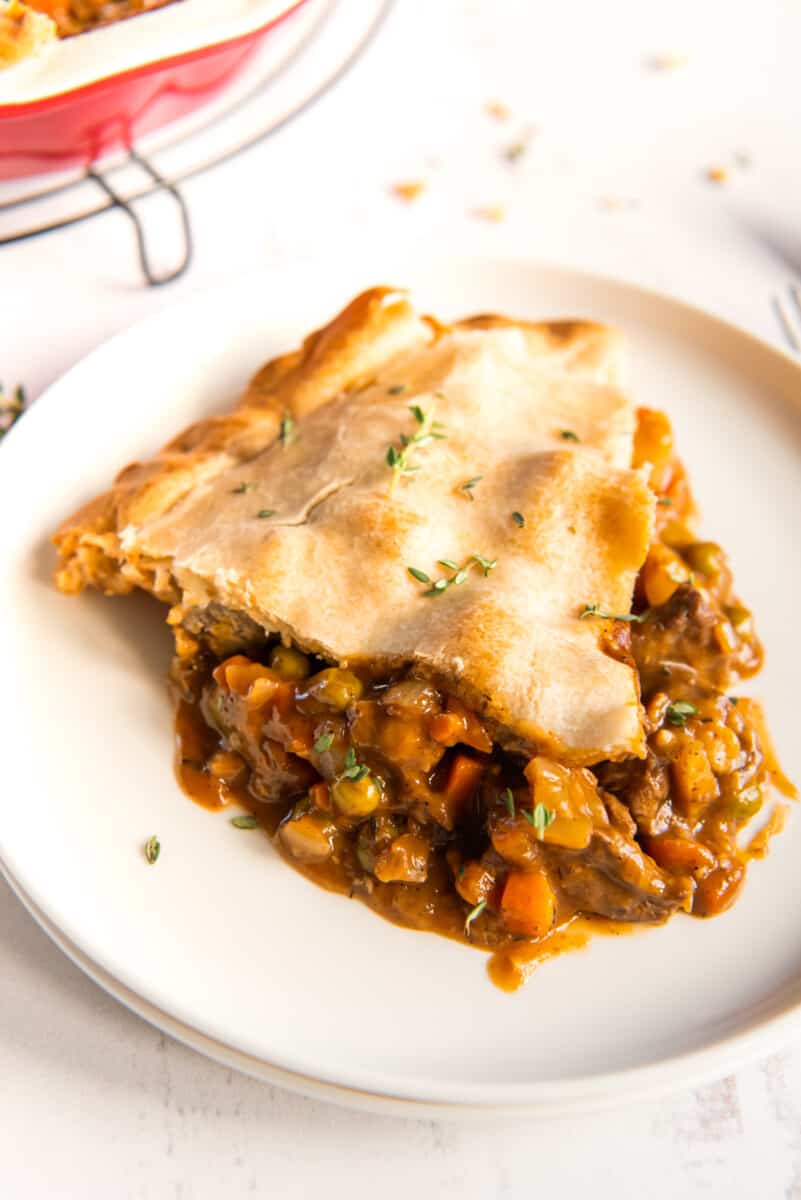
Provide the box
[500,871,555,938]
[439,754,484,827]
[212,655,254,689]
[446,698,493,753]
[644,835,715,877]
[309,782,331,812]
[430,700,492,754]
[692,862,745,917]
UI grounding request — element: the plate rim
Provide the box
[3,252,801,1112]
[6,856,801,1117]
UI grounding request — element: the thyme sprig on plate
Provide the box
[386,404,446,495]
[407,553,498,597]
[231,814,259,830]
[580,603,649,624]
[0,383,27,439]
[144,835,161,864]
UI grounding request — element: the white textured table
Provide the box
[3,1,801,1194]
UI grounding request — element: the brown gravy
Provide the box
[174,696,607,988]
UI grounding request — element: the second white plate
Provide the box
[2,255,801,1113]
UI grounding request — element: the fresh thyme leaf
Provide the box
[461,475,483,500]
[314,732,334,754]
[144,836,160,865]
[665,700,698,728]
[231,482,254,494]
[388,384,406,395]
[729,695,739,706]
[579,603,649,623]
[505,141,527,162]
[387,406,446,494]
[511,511,525,528]
[279,411,296,447]
[523,803,556,836]
[504,787,515,817]
[560,430,580,442]
[464,899,487,936]
[410,553,499,596]
[257,509,276,519]
[657,497,673,507]
[534,802,556,835]
[231,815,258,829]
[342,747,369,780]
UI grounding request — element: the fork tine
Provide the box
[790,283,801,325]
[772,293,801,352]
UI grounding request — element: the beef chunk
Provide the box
[182,604,268,659]
[549,821,693,922]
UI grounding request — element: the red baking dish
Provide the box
[0,0,305,179]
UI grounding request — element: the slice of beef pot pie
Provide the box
[54,286,794,989]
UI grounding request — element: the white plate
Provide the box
[2,256,801,1115]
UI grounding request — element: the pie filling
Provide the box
[24,0,179,38]
[169,407,793,985]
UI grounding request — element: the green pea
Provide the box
[305,668,364,710]
[332,774,380,818]
[268,644,311,681]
